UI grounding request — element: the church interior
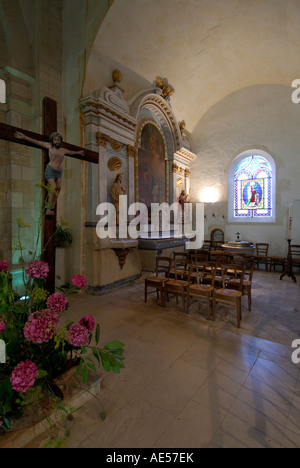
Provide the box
[1,0,300,449]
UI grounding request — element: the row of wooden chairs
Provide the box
[144,253,255,328]
[191,243,300,273]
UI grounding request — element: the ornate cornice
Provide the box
[81,97,136,130]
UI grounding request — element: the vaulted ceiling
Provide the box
[83,0,300,137]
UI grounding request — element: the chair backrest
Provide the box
[221,264,245,291]
[173,257,189,279]
[200,240,211,252]
[189,260,217,286]
[172,251,188,264]
[256,243,269,255]
[242,258,255,281]
[190,252,209,263]
[233,256,255,281]
[155,256,172,278]
[291,245,300,259]
[210,251,231,263]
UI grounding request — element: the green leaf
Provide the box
[104,340,124,351]
[99,351,111,372]
[95,324,100,345]
[82,364,89,384]
[92,348,101,364]
[87,362,96,372]
[75,359,83,377]
[37,369,48,380]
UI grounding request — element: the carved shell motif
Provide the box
[107,157,122,172]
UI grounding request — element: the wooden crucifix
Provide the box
[0,97,98,293]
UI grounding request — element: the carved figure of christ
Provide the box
[14,130,85,215]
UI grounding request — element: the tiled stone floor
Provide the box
[2,269,300,448]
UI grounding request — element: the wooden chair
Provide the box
[269,255,286,272]
[212,264,245,328]
[211,241,224,250]
[144,256,172,307]
[253,243,269,271]
[200,240,211,254]
[188,253,208,282]
[210,250,231,263]
[165,258,190,313]
[169,251,189,279]
[227,257,255,311]
[291,245,300,272]
[187,261,217,319]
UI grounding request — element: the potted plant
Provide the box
[55,218,73,248]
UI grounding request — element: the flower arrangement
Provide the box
[0,202,125,444]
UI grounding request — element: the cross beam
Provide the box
[0,96,98,293]
[0,122,98,164]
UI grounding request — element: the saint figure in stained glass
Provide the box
[234,155,272,218]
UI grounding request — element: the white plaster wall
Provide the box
[190,84,300,257]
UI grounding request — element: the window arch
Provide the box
[228,150,276,223]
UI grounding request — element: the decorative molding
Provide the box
[174,147,196,165]
[155,77,175,101]
[107,156,122,171]
[96,131,125,151]
[127,145,136,158]
[96,132,109,147]
[81,97,136,129]
[112,247,136,270]
[172,163,179,173]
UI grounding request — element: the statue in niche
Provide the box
[138,123,165,207]
[111,173,126,225]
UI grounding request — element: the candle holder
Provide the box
[280,239,297,283]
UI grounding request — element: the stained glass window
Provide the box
[234,155,272,218]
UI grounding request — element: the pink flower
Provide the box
[46,292,68,313]
[71,274,87,290]
[0,419,3,427]
[79,315,95,332]
[0,261,9,274]
[23,310,58,344]
[10,360,38,393]
[68,324,89,347]
[0,322,5,334]
[25,260,49,280]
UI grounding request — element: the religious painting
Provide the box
[241,179,264,209]
[138,123,166,207]
[234,155,272,218]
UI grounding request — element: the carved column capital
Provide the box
[96,132,109,147]
[127,145,137,158]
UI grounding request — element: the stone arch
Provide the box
[134,93,181,158]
